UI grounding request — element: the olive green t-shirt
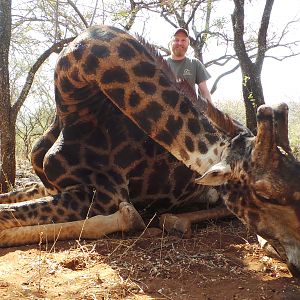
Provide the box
[166,56,211,92]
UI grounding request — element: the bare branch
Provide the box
[89,0,99,26]
[256,0,274,71]
[12,37,75,119]
[66,0,89,28]
[210,63,240,94]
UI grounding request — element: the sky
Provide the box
[129,0,300,105]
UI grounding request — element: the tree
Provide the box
[0,0,141,192]
[0,0,16,192]
[232,0,300,133]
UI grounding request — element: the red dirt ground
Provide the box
[0,218,299,300]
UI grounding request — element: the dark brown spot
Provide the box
[67,214,78,222]
[102,67,129,84]
[156,130,173,146]
[108,204,118,214]
[133,61,156,77]
[201,118,216,133]
[133,102,163,132]
[166,116,183,138]
[118,42,136,60]
[57,209,65,216]
[180,100,190,114]
[128,179,143,199]
[73,43,86,61]
[91,45,110,58]
[205,133,219,144]
[147,160,170,195]
[44,157,66,182]
[84,54,99,75]
[129,91,141,107]
[185,136,194,152]
[159,74,171,87]
[188,118,201,135]
[138,82,156,95]
[198,140,208,154]
[161,90,179,108]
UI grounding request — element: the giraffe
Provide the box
[0,25,299,277]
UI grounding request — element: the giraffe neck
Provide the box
[55,25,229,176]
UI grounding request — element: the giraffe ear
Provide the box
[195,161,231,186]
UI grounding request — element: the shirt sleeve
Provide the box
[194,58,211,84]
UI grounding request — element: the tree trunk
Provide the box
[241,67,265,134]
[232,0,274,134]
[0,0,15,192]
[0,118,16,192]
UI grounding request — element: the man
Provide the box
[166,28,212,103]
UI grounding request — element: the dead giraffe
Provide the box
[0,25,300,277]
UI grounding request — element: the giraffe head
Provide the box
[197,103,300,277]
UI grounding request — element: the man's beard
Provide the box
[173,47,187,57]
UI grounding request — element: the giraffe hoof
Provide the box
[159,213,192,238]
[257,235,281,259]
[119,202,146,232]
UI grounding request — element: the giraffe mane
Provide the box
[196,97,252,138]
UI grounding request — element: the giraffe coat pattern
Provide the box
[1,26,300,278]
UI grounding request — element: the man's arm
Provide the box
[198,81,212,103]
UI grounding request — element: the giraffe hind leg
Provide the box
[0,182,49,204]
[0,202,145,247]
[0,184,145,246]
[31,115,60,192]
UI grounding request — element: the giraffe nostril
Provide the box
[287,262,300,278]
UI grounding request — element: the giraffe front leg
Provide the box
[159,207,232,238]
[0,186,145,247]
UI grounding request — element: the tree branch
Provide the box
[256,0,274,71]
[210,63,240,94]
[67,0,89,28]
[12,37,75,119]
[231,0,253,70]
